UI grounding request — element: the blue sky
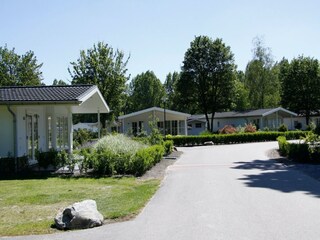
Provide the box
[1,0,320,85]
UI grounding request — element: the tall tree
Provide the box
[127,71,165,113]
[244,37,280,108]
[164,71,180,110]
[280,56,320,125]
[69,42,130,119]
[0,45,43,86]
[232,70,250,110]
[178,36,236,132]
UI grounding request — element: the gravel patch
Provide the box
[139,151,182,180]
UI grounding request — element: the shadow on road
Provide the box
[232,159,320,198]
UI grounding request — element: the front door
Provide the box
[26,114,39,161]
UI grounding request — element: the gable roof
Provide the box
[189,107,297,120]
[118,107,190,120]
[0,84,110,113]
[0,84,97,104]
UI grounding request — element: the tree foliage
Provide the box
[69,42,129,119]
[52,79,68,85]
[280,56,320,125]
[232,71,250,110]
[244,37,280,108]
[164,71,180,110]
[126,71,165,113]
[177,36,236,132]
[0,45,43,86]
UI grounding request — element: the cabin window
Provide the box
[172,120,178,135]
[138,121,144,132]
[47,116,52,149]
[132,122,138,135]
[56,116,68,150]
[195,123,202,128]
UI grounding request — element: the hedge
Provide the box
[277,136,320,162]
[166,131,308,146]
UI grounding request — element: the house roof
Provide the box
[0,84,110,113]
[0,85,95,104]
[118,107,190,120]
[189,107,297,120]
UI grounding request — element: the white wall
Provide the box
[0,106,14,157]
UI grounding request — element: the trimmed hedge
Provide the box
[277,136,312,162]
[167,131,308,146]
[0,156,28,175]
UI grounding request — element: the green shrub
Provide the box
[199,130,213,136]
[163,140,174,155]
[0,156,28,174]
[278,124,288,132]
[36,149,58,168]
[277,136,312,162]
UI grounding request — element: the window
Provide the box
[132,122,138,136]
[56,116,68,150]
[195,123,202,128]
[47,116,52,149]
[157,121,164,134]
[172,121,178,135]
[138,121,144,132]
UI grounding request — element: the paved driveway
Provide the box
[4,142,320,240]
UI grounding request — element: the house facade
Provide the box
[118,107,190,136]
[0,85,109,163]
[188,107,297,134]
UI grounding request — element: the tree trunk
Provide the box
[306,111,310,126]
[210,112,215,133]
[205,112,211,132]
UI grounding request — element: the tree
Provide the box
[69,42,130,120]
[232,71,250,110]
[0,45,43,86]
[52,79,68,85]
[244,37,280,108]
[280,56,320,125]
[127,71,165,113]
[178,36,236,132]
[164,71,180,110]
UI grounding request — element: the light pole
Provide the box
[162,96,167,136]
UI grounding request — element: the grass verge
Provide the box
[0,177,159,236]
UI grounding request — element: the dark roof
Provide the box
[0,85,95,104]
[189,108,296,120]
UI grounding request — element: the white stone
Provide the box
[55,199,104,230]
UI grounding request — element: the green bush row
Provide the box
[277,136,320,162]
[81,144,165,176]
[166,131,308,146]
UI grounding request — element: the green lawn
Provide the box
[0,177,160,236]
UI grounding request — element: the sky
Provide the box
[1,0,320,85]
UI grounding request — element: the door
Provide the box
[26,114,39,161]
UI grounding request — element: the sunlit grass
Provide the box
[0,177,159,236]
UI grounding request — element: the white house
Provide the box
[283,112,320,130]
[188,107,297,134]
[118,107,190,136]
[0,85,109,164]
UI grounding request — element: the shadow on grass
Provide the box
[232,158,320,198]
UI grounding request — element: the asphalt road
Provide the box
[4,142,320,240]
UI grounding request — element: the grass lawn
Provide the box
[0,177,160,236]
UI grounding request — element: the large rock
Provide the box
[55,199,104,230]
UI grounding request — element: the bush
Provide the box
[36,149,58,168]
[167,131,308,146]
[0,156,28,174]
[73,129,93,148]
[219,125,237,134]
[163,140,174,155]
[278,124,288,132]
[86,134,165,176]
[199,130,213,136]
[277,136,314,162]
[244,123,256,133]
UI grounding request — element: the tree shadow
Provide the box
[232,159,320,198]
